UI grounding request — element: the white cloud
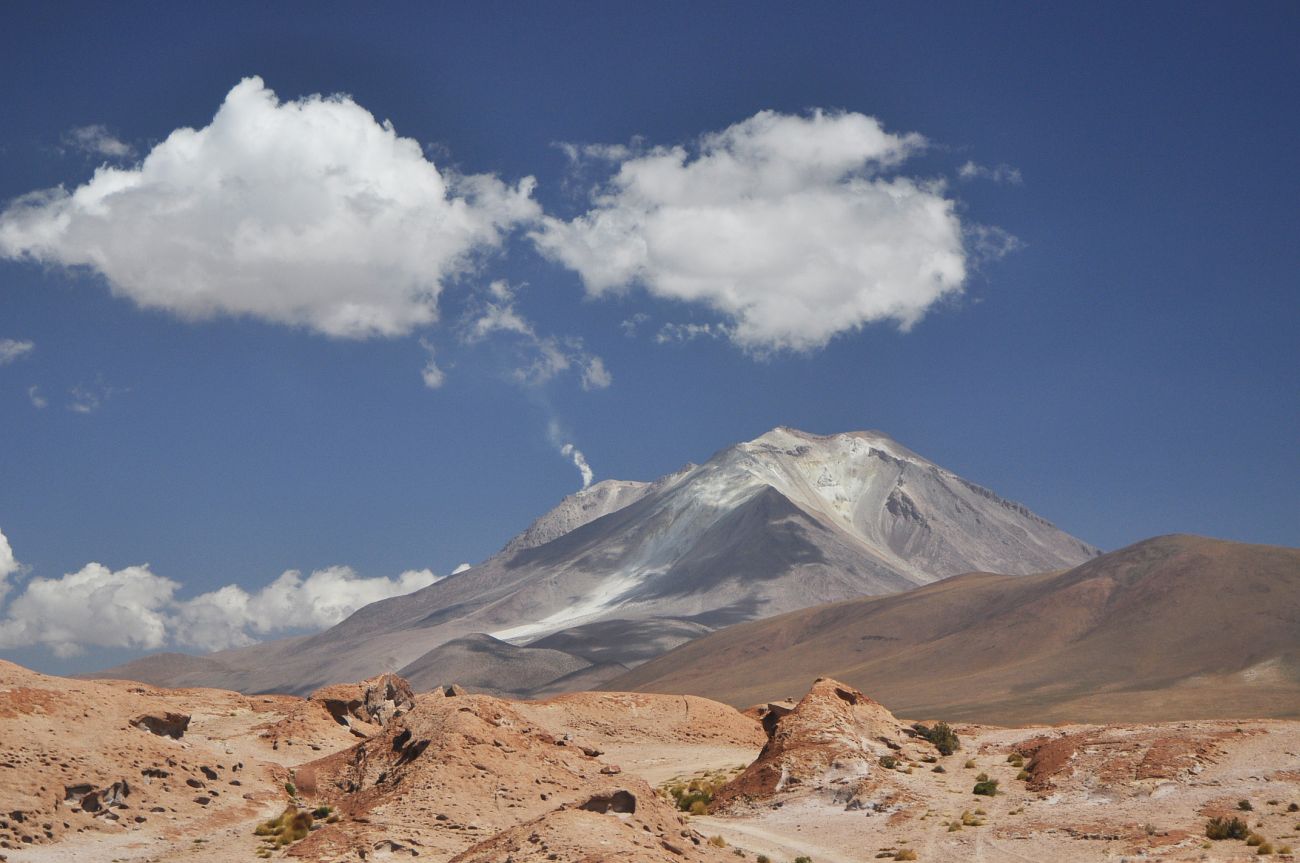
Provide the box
[62,124,136,160]
[451,563,472,575]
[66,379,125,414]
[580,356,612,390]
[0,338,34,364]
[462,281,611,390]
[0,528,20,606]
[533,109,970,352]
[655,322,727,344]
[168,566,441,651]
[0,76,539,339]
[419,338,446,389]
[0,562,178,658]
[27,385,47,409]
[0,527,442,655]
[958,160,1022,184]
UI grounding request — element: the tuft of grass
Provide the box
[972,779,999,797]
[1246,833,1265,847]
[1016,769,1031,781]
[708,835,727,848]
[254,806,314,849]
[894,851,918,861]
[284,781,297,797]
[879,755,899,770]
[963,759,976,769]
[757,856,771,863]
[1240,800,1255,811]
[1206,817,1249,840]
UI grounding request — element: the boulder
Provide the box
[129,712,190,738]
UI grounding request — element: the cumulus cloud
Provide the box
[533,109,970,352]
[168,566,441,651]
[0,338,34,364]
[0,527,442,655]
[62,124,136,160]
[958,160,1022,184]
[0,562,178,658]
[0,76,539,339]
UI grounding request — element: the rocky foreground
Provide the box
[1,661,1297,862]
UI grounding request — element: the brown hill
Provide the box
[608,535,1300,725]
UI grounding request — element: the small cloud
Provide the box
[620,313,649,338]
[966,224,1024,263]
[419,338,446,389]
[580,356,612,390]
[0,338,34,365]
[61,124,136,160]
[27,385,47,409]
[958,160,1023,184]
[655,322,727,344]
[451,563,472,575]
[461,281,611,391]
[67,378,125,414]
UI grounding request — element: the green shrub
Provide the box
[1016,770,1030,781]
[912,722,960,756]
[284,781,297,797]
[1205,817,1249,840]
[972,779,999,796]
[794,857,813,863]
[879,755,899,770]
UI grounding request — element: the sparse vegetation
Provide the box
[1289,803,1299,812]
[931,765,946,773]
[1257,841,1274,855]
[964,759,976,769]
[1016,769,1030,781]
[879,755,899,770]
[972,779,999,796]
[1240,799,1255,811]
[254,806,314,849]
[284,781,297,797]
[912,722,960,756]
[894,851,918,861]
[660,767,739,813]
[708,835,727,847]
[795,857,813,863]
[1206,817,1249,841]
[756,856,771,863]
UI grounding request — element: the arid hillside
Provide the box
[610,535,1300,724]
[2,663,1298,862]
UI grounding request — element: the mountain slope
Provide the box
[608,535,1300,724]
[91,427,1097,695]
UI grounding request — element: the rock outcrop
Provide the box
[308,672,415,734]
[712,677,931,809]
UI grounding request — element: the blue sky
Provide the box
[1,2,1296,672]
